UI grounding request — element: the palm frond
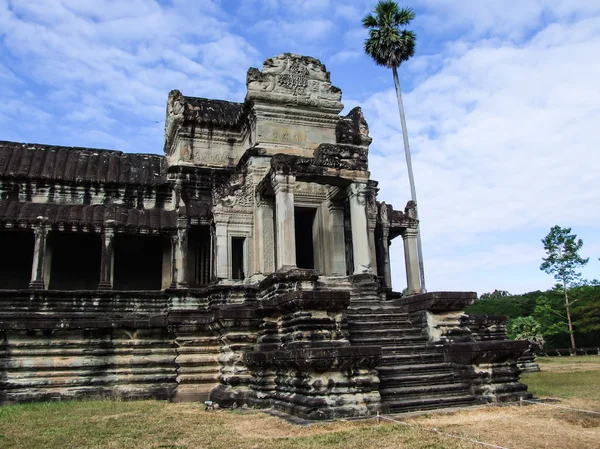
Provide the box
[362,1,416,69]
[362,14,378,29]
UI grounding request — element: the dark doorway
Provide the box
[188,226,211,287]
[295,208,316,269]
[0,230,34,289]
[231,237,245,280]
[114,234,163,290]
[48,232,101,290]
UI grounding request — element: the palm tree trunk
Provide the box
[563,279,577,352]
[392,66,425,291]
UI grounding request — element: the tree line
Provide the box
[467,226,599,350]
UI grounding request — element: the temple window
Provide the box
[294,207,316,270]
[48,231,101,290]
[231,236,245,280]
[113,234,163,290]
[0,229,34,289]
[188,225,211,287]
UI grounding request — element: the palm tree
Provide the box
[363,1,425,291]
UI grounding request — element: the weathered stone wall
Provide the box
[0,289,245,405]
[244,271,382,419]
[0,284,532,418]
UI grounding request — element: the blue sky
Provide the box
[1,0,599,295]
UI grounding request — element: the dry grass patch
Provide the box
[0,400,477,449]
[408,400,600,449]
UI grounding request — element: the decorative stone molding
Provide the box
[246,54,343,113]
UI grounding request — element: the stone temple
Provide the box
[0,54,531,419]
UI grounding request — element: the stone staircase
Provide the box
[347,307,478,414]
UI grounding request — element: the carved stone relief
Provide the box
[246,54,343,113]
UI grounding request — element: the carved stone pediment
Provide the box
[246,54,343,113]
[213,173,254,211]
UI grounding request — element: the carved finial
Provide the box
[405,200,418,219]
[245,54,343,112]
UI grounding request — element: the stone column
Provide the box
[174,218,188,288]
[368,220,378,275]
[402,227,422,295]
[272,173,296,271]
[327,202,347,275]
[209,229,214,282]
[98,228,114,290]
[256,198,275,275]
[29,225,49,290]
[170,233,178,288]
[214,217,229,280]
[381,225,392,288]
[346,182,372,274]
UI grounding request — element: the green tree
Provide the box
[540,226,589,350]
[479,289,511,300]
[362,1,425,290]
[533,292,569,343]
[506,316,545,348]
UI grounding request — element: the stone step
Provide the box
[379,382,471,400]
[348,325,423,336]
[377,362,452,374]
[493,391,532,402]
[351,337,430,347]
[347,313,410,321]
[379,353,445,363]
[385,394,478,414]
[350,329,427,346]
[380,372,457,387]
[377,340,442,357]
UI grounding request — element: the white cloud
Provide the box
[364,15,600,293]
[0,0,259,151]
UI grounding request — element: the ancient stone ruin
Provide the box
[0,54,531,419]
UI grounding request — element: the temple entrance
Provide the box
[188,226,211,286]
[48,232,101,290]
[231,237,245,280]
[113,234,163,290]
[0,229,34,289]
[295,207,316,269]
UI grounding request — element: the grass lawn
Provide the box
[0,356,598,449]
[523,355,600,400]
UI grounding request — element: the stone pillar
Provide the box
[327,202,346,275]
[175,218,188,288]
[272,173,296,271]
[29,225,48,290]
[214,217,229,280]
[381,225,392,288]
[402,227,422,295]
[209,229,214,282]
[346,182,372,275]
[170,234,178,288]
[368,221,378,275]
[98,228,114,290]
[256,199,275,275]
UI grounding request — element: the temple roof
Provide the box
[0,200,176,230]
[182,95,245,127]
[0,141,167,185]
